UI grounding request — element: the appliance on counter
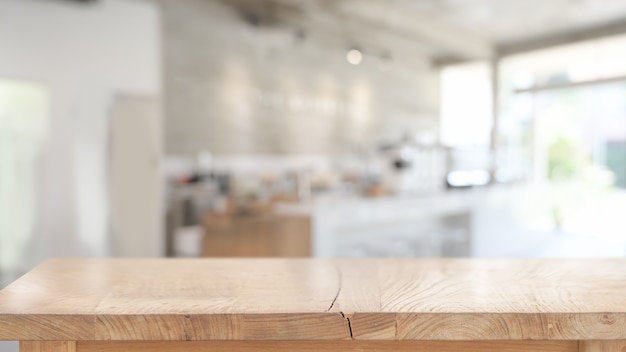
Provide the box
[378,134,448,195]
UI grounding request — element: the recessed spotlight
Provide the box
[347,49,363,65]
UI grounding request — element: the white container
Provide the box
[174,225,204,257]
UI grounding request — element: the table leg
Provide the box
[20,341,76,352]
[580,341,626,352]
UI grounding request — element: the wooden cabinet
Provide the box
[202,213,311,257]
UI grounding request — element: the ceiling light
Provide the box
[347,49,363,65]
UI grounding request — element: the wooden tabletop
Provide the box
[1,258,625,341]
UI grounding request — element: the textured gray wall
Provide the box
[157,0,440,156]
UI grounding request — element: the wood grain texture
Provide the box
[579,340,626,352]
[77,340,577,352]
[20,341,76,352]
[1,258,626,341]
[95,314,351,341]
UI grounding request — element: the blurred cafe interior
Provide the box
[2,0,626,288]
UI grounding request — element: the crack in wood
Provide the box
[326,265,342,312]
[339,312,354,339]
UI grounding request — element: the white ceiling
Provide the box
[240,0,626,61]
[334,0,626,43]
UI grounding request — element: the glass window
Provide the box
[440,61,493,148]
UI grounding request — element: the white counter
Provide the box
[276,191,477,258]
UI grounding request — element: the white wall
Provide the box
[158,0,440,156]
[0,0,161,278]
